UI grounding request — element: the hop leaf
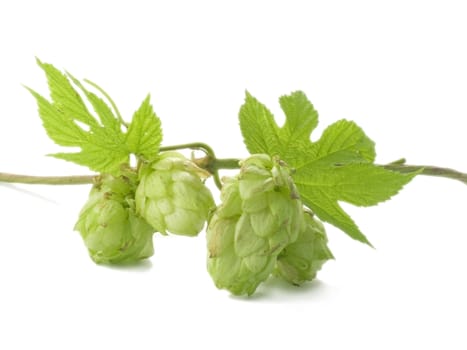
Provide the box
[239,91,418,245]
[207,154,304,296]
[135,152,215,236]
[26,59,163,174]
[125,95,163,159]
[74,174,155,264]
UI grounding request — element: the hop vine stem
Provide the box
[382,163,467,185]
[1,147,467,187]
[0,173,96,185]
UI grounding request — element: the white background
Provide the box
[1,1,467,349]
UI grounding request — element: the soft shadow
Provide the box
[229,277,333,303]
[100,259,153,272]
[0,183,59,205]
[262,275,326,294]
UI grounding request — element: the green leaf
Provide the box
[27,59,130,174]
[278,91,318,147]
[295,163,414,206]
[239,91,281,156]
[125,95,162,159]
[294,164,417,244]
[35,59,100,129]
[66,74,122,136]
[239,91,319,161]
[239,91,417,245]
[306,119,376,166]
[25,89,87,146]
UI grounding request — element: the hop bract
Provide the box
[135,151,215,236]
[74,174,155,264]
[275,212,334,285]
[207,154,304,296]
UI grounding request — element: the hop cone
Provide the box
[75,174,155,264]
[275,212,334,285]
[207,154,304,296]
[135,151,215,236]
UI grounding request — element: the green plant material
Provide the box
[207,154,304,296]
[126,95,163,159]
[275,212,334,285]
[11,58,464,296]
[135,151,215,236]
[74,173,155,264]
[239,91,419,245]
[26,59,162,175]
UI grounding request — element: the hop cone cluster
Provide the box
[275,212,334,285]
[75,173,155,264]
[207,154,306,295]
[135,151,215,236]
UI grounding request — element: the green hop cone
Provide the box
[207,154,304,296]
[275,212,334,285]
[74,173,155,264]
[135,151,215,236]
